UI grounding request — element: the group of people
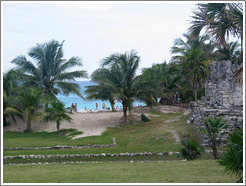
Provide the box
[95,102,106,110]
[71,102,122,112]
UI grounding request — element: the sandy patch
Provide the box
[4,111,124,139]
[3,106,189,139]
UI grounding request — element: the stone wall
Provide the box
[189,60,243,146]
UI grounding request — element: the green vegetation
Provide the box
[2,2,243,183]
[219,128,243,181]
[3,160,236,183]
[44,100,73,135]
[201,117,229,159]
[180,139,204,161]
[4,113,195,157]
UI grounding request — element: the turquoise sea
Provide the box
[56,81,146,111]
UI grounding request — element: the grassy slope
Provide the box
[3,111,235,183]
[4,113,196,156]
[3,160,236,183]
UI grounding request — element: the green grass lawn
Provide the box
[4,113,196,156]
[3,111,234,183]
[3,160,236,183]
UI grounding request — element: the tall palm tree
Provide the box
[170,33,216,62]
[18,88,44,132]
[44,100,72,135]
[180,48,210,119]
[189,3,243,45]
[100,50,140,122]
[189,3,243,84]
[11,40,88,103]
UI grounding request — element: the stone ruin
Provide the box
[189,60,243,146]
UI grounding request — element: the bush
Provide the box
[219,128,243,182]
[180,139,204,161]
[141,114,150,122]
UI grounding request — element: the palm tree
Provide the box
[138,62,180,105]
[219,128,243,182]
[180,48,210,119]
[44,100,72,135]
[189,3,243,45]
[3,69,23,126]
[85,82,116,112]
[201,117,229,159]
[170,33,216,62]
[214,41,241,64]
[100,50,140,122]
[18,88,44,132]
[189,3,243,84]
[11,40,88,104]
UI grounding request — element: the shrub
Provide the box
[180,139,204,161]
[219,128,243,182]
[141,114,150,122]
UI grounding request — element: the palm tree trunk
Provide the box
[26,111,32,132]
[211,136,218,159]
[194,90,205,120]
[57,122,60,135]
[110,99,116,112]
[122,101,127,123]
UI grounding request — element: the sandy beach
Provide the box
[3,106,189,139]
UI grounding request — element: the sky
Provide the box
[2,1,198,80]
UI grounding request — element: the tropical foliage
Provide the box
[180,138,204,161]
[11,40,88,102]
[201,117,229,159]
[88,50,140,122]
[44,100,72,135]
[17,88,44,132]
[219,128,243,181]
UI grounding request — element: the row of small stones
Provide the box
[3,150,223,160]
[3,144,117,151]
[5,159,188,166]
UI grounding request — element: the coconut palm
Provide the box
[189,3,243,45]
[18,88,44,132]
[180,48,210,119]
[11,40,88,103]
[100,50,140,122]
[44,100,72,135]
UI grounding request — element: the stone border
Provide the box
[4,159,188,166]
[3,150,224,160]
[4,152,179,159]
[4,138,117,151]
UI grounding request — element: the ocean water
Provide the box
[56,81,146,111]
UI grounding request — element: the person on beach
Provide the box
[85,107,87,111]
[102,103,105,110]
[96,103,98,110]
[71,103,75,112]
